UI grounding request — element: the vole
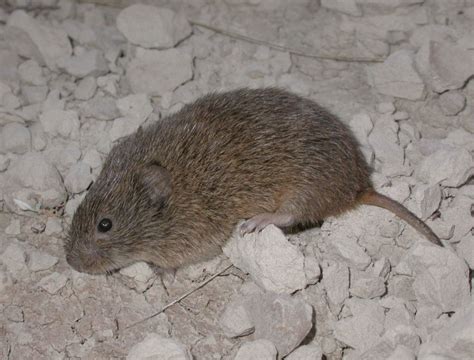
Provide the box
[65,88,442,274]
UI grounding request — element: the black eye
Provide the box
[98,218,113,232]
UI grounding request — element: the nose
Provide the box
[66,253,84,272]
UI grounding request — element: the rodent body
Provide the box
[66,88,441,274]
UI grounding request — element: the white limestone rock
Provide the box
[413,184,442,219]
[116,5,191,49]
[80,94,120,121]
[64,162,93,194]
[285,344,323,360]
[39,109,80,140]
[58,48,108,78]
[38,272,69,295]
[74,76,97,101]
[418,301,474,360]
[0,123,31,155]
[127,333,191,360]
[126,48,193,95]
[417,146,474,187]
[3,152,66,211]
[322,261,350,314]
[243,293,313,357]
[120,262,155,292]
[334,298,385,352]
[395,243,470,314]
[44,217,63,236]
[1,242,28,279]
[223,225,310,293]
[367,50,424,100]
[416,41,474,93]
[28,250,58,272]
[234,339,277,360]
[18,59,46,86]
[438,91,466,116]
[6,10,72,71]
[219,299,255,338]
[321,0,361,16]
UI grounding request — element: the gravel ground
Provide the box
[0,0,473,359]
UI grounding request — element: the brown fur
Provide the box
[65,88,441,274]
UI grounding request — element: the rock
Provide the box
[74,76,97,100]
[0,123,31,155]
[45,217,62,236]
[126,48,193,95]
[39,109,80,139]
[350,271,386,299]
[5,218,21,235]
[120,262,155,292]
[244,293,313,357]
[223,225,309,293]
[219,299,255,338]
[286,344,323,360]
[383,325,420,352]
[28,250,58,272]
[82,149,102,169]
[331,232,372,270]
[416,41,474,93]
[64,162,93,194]
[58,48,108,78]
[322,261,350,314]
[368,115,405,175]
[1,242,27,279]
[456,234,474,269]
[0,82,21,110]
[18,59,46,85]
[387,345,416,360]
[334,298,385,352]
[0,154,10,172]
[116,5,191,49]
[61,19,97,46]
[376,102,395,114]
[116,93,153,121]
[22,85,48,104]
[393,111,409,121]
[4,304,24,322]
[38,272,69,295]
[6,10,72,70]
[0,50,19,85]
[65,193,86,218]
[234,339,277,360]
[395,243,470,314]
[80,94,120,120]
[418,302,474,360]
[413,184,442,222]
[371,257,391,280]
[126,333,191,360]
[3,152,66,210]
[438,91,466,116]
[110,94,153,142]
[409,25,457,48]
[367,50,424,100]
[349,112,373,144]
[417,146,474,187]
[321,0,361,16]
[46,143,82,174]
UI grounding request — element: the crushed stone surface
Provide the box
[0,0,473,359]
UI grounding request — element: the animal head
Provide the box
[65,159,171,274]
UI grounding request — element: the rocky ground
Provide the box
[0,0,473,359]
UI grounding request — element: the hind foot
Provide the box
[239,213,296,236]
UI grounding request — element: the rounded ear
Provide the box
[140,164,172,205]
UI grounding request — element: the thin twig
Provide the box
[189,19,385,63]
[122,263,234,331]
